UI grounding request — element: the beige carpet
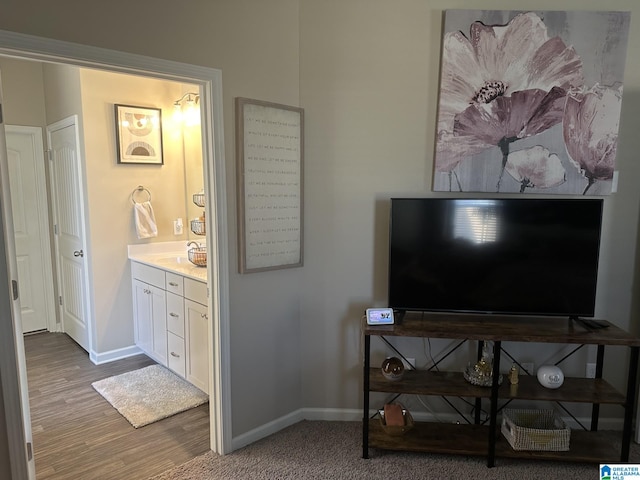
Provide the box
[150,420,640,480]
[92,364,208,428]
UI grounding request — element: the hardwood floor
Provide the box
[24,332,210,480]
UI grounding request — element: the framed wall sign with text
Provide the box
[236,97,304,273]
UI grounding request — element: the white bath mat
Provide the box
[92,364,208,428]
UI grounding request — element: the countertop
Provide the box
[128,241,207,282]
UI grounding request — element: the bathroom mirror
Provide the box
[177,88,205,242]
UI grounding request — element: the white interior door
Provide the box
[5,125,56,333]
[47,116,90,352]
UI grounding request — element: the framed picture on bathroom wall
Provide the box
[114,104,164,165]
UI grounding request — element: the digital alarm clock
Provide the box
[366,308,395,325]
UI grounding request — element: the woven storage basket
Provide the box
[190,218,206,236]
[501,409,570,451]
[188,246,207,267]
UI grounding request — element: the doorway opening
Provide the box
[0,29,232,478]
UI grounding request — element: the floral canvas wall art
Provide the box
[433,10,630,195]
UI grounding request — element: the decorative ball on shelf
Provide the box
[381,357,405,381]
[537,365,564,389]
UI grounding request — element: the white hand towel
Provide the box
[134,201,158,239]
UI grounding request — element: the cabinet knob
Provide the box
[201,313,208,319]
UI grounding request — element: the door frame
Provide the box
[0,115,35,480]
[6,125,57,334]
[0,28,233,463]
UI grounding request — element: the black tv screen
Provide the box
[388,198,603,318]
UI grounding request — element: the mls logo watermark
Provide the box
[601,464,640,479]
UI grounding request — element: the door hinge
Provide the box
[59,295,62,306]
[11,280,18,300]
[27,442,33,461]
[54,224,58,235]
[46,149,53,161]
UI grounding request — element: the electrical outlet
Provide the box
[586,363,597,378]
[173,218,183,235]
[521,362,534,375]
[403,357,416,369]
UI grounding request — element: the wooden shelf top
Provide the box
[368,368,626,405]
[363,312,640,346]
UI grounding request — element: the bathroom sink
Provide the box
[152,254,191,266]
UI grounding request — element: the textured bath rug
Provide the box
[92,364,208,428]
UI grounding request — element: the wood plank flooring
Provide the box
[24,332,210,480]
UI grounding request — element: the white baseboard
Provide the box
[232,409,305,451]
[89,344,144,365]
[231,407,628,452]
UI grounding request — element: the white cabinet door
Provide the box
[185,298,209,394]
[132,278,153,355]
[150,285,167,365]
[132,278,167,365]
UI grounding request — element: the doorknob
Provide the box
[74,250,84,257]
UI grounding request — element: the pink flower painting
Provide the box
[433,10,630,195]
[563,84,623,194]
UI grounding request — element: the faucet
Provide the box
[187,241,201,249]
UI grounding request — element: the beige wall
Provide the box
[0,0,304,441]
[79,68,192,352]
[0,58,46,128]
[0,61,197,354]
[298,0,640,417]
[1,0,640,466]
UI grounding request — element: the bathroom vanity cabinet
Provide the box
[132,263,167,366]
[131,260,209,394]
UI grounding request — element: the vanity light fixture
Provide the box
[173,92,200,126]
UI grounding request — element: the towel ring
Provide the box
[131,186,152,205]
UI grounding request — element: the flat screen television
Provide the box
[388,198,603,318]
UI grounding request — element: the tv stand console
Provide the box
[570,316,610,330]
[362,312,640,467]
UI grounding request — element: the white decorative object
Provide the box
[537,365,564,389]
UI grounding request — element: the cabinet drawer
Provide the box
[165,272,184,295]
[167,332,186,378]
[166,292,185,337]
[184,278,207,305]
[131,262,165,289]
